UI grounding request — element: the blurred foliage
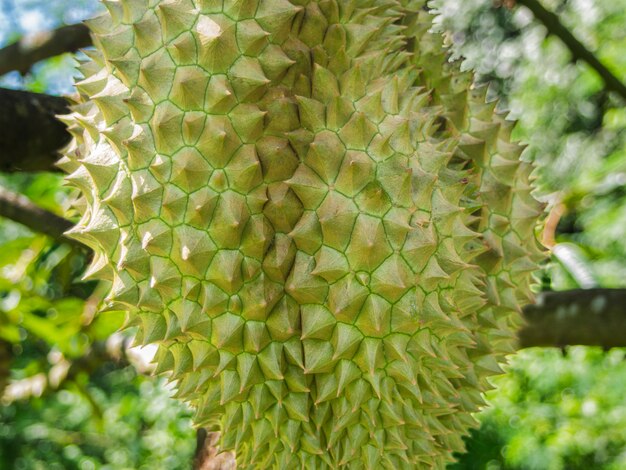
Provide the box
[1,371,195,469]
[0,0,626,468]
[0,173,195,467]
[454,348,626,470]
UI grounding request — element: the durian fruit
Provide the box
[59,1,544,468]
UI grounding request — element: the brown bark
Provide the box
[0,87,70,172]
[193,430,236,470]
[0,23,91,77]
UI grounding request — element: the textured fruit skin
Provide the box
[59,1,544,468]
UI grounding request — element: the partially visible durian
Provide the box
[59,1,544,468]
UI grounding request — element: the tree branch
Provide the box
[0,23,91,77]
[0,185,77,245]
[1,334,140,403]
[515,0,626,101]
[0,87,71,172]
[519,289,626,348]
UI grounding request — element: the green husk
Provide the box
[60,1,544,468]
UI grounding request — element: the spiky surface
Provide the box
[59,1,544,468]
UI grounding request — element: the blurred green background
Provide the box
[0,0,625,468]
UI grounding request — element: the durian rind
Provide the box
[62,1,544,468]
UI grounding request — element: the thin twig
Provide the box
[0,23,91,77]
[0,185,77,245]
[1,336,134,404]
[516,0,626,101]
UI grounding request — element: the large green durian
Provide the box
[59,0,544,468]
